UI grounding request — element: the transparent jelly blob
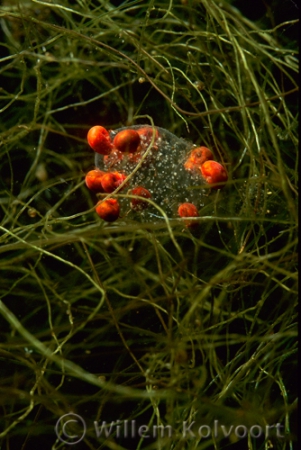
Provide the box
[94,125,210,222]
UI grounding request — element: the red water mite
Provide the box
[113,129,141,153]
[178,202,199,227]
[95,198,120,222]
[184,146,213,172]
[130,186,152,211]
[200,160,228,189]
[85,169,105,193]
[100,171,127,193]
[87,126,113,155]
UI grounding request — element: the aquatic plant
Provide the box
[0,1,297,448]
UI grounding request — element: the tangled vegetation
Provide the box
[0,1,298,449]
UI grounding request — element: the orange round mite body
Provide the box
[95,199,120,222]
[100,171,127,193]
[200,160,228,189]
[87,126,113,155]
[178,202,199,227]
[85,169,105,193]
[130,186,152,211]
[113,129,141,153]
[184,146,213,172]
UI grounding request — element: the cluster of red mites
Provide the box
[178,146,228,226]
[85,126,153,222]
[85,125,228,226]
[184,146,228,188]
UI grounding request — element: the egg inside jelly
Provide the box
[94,125,210,222]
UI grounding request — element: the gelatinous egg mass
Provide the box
[87,124,227,223]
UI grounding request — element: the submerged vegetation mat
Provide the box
[0,1,298,449]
